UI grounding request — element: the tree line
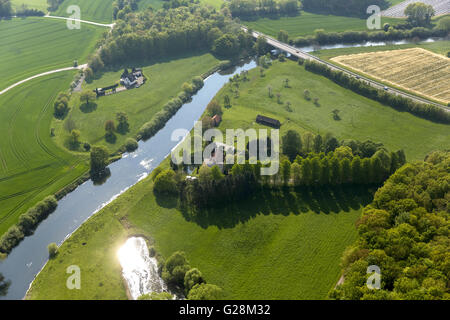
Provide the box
[227,0,301,18]
[0,196,58,255]
[301,0,389,18]
[292,25,448,47]
[330,151,449,300]
[89,4,255,75]
[304,60,450,124]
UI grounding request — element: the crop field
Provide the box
[0,17,104,91]
[11,0,47,11]
[53,0,115,23]
[382,0,450,17]
[244,11,403,38]
[53,53,221,153]
[0,72,88,237]
[331,48,450,104]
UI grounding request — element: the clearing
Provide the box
[331,48,450,104]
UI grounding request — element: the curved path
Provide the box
[0,64,87,96]
[44,14,115,28]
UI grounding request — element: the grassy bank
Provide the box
[0,17,104,90]
[53,52,221,153]
[27,157,371,299]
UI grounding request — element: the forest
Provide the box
[330,151,449,300]
[301,0,390,17]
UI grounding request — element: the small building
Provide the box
[120,68,144,88]
[256,115,281,128]
[212,114,222,127]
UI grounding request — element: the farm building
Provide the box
[120,68,144,88]
[256,115,281,128]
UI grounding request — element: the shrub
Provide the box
[47,243,58,258]
[187,283,223,300]
[125,138,138,152]
[154,169,178,194]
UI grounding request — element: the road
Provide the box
[44,14,115,28]
[244,28,448,111]
[0,64,87,96]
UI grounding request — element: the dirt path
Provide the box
[0,64,87,96]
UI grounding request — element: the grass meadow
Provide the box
[27,156,371,299]
[0,17,104,90]
[11,0,47,11]
[212,60,449,161]
[244,11,403,38]
[0,72,88,237]
[53,52,221,153]
[53,0,115,23]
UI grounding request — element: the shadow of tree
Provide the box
[80,102,97,113]
[181,186,375,229]
[105,132,117,144]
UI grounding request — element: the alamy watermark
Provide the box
[66,265,81,290]
[366,265,381,290]
[367,5,382,30]
[66,5,81,30]
[171,121,280,176]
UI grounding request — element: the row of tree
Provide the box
[0,0,12,17]
[227,0,301,18]
[304,60,450,124]
[330,151,449,300]
[293,25,448,47]
[301,0,389,18]
[0,196,58,255]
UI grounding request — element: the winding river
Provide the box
[0,60,257,300]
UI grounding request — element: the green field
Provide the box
[11,0,47,11]
[53,53,221,153]
[213,60,449,161]
[0,17,104,90]
[0,72,88,237]
[53,0,115,23]
[27,157,370,299]
[244,11,403,38]
[314,40,450,59]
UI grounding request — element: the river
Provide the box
[0,60,257,300]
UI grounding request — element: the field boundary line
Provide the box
[43,15,115,28]
[0,64,87,96]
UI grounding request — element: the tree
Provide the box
[213,34,240,57]
[291,162,301,186]
[0,273,10,296]
[90,146,109,175]
[320,157,330,185]
[125,138,138,152]
[80,90,96,106]
[105,120,116,138]
[206,100,222,117]
[47,242,58,258]
[313,134,323,153]
[311,157,321,185]
[341,158,351,184]
[324,137,339,154]
[281,159,291,186]
[162,251,190,288]
[277,30,289,43]
[330,157,341,185]
[198,165,213,185]
[116,112,129,133]
[351,156,362,184]
[282,130,302,161]
[184,268,204,294]
[84,67,94,82]
[154,169,178,194]
[361,157,373,184]
[210,165,224,181]
[224,95,231,108]
[69,129,80,148]
[303,89,311,100]
[437,16,450,32]
[187,283,223,300]
[254,36,269,56]
[267,85,273,97]
[301,158,312,186]
[404,2,435,27]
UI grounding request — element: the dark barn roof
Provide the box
[256,115,281,128]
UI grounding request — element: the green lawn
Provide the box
[244,11,403,38]
[27,160,370,299]
[11,0,47,11]
[53,53,221,153]
[0,17,104,90]
[138,0,164,11]
[213,60,449,162]
[0,72,88,237]
[53,0,115,23]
